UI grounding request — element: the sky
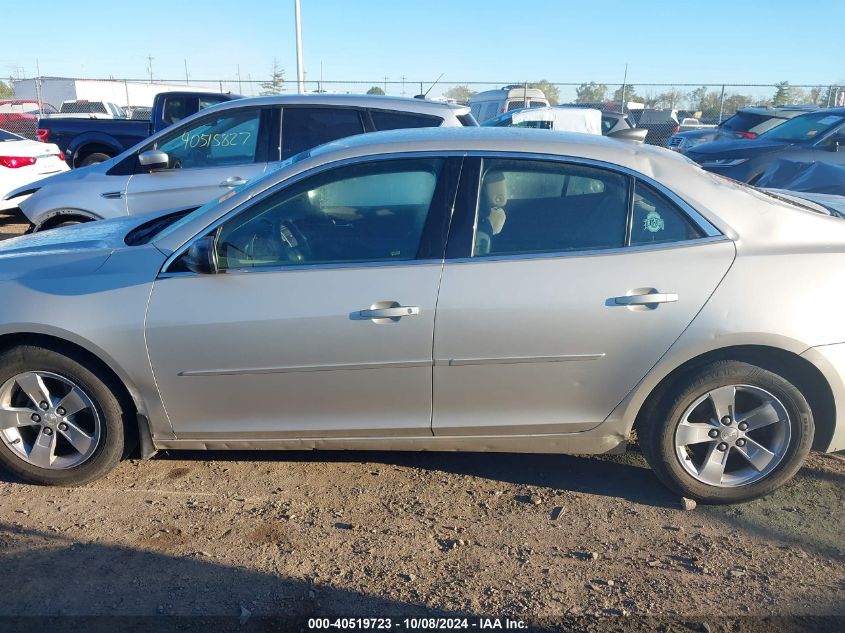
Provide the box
[2,0,843,97]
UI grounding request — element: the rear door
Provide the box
[124,105,272,215]
[432,156,735,436]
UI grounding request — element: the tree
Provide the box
[612,84,642,104]
[772,81,791,106]
[444,84,476,103]
[366,86,385,96]
[527,79,559,105]
[649,88,685,109]
[0,80,12,99]
[575,82,607,104]
[259,59,285,96]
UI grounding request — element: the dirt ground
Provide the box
[0,211,843,632]
[0,210,27,240]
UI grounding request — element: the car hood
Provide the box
[687,138,791,159]
[0,214,138,262]
[2,158,114,201]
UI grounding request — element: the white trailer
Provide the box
[12,78,224,109]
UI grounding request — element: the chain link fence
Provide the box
[2,76,843,145]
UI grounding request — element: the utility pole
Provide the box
[184,59,189,84]
[35,58,43,113]
[146,55,154,83]
[294,0,304,93]
[401,75,407,95]
[384,75,389,94]
[237,64,242,94]
[620,63,628,111]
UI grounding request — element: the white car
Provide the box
[3,94,476,231]
[0,129,68,213]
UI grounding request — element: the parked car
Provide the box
[0,129,68,212]
[687,108,845,183]
[481,107,602,134]
[36,91,240,168]
[667,106,818,153]
[481,106,635,137]
[630,109,680,146]
[469,86,550,123]
[0,127,842,503]
[5,94,476,231]
[0,100,57,141]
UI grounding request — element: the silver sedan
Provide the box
[0,127,843,503]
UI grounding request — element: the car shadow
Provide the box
[151,447,679,509]
[0,522,482,632]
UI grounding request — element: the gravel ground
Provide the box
[0,213,843,632]
[0,210,27,240]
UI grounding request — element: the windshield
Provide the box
[0,130,22,142]
[480,112,514,127]
[760,111,844,142]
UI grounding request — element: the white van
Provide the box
[469,86,550,123]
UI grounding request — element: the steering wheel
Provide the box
[277,220,311,263]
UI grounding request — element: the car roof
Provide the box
[303,126,679,167]
[206,93,470,115]
[737,105,821,118]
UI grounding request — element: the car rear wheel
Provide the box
[79,152,112,167]
[0,345,126,486]
[640,360,814,504]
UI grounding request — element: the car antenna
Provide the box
[415,73,445,99]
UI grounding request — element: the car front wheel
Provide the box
[0,345,126,486]
[640,360,814,504]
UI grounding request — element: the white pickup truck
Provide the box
[46,100,127,119]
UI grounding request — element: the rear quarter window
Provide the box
[370,110,442,130]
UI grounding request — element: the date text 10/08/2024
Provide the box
[307,617,528,630]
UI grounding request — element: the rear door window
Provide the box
[472,158,630,256]
[281,107,365,159]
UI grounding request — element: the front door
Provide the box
[145,156,458,438]
[432,157,735,435]
[124,106,271,215]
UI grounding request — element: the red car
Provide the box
[0,100,57,140]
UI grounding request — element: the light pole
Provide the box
[295,0,305,94]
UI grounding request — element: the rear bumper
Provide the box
[801,343,845,452]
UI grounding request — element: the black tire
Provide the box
[0,345,127,486]
[79,152,112,168]
[640,360,814,504]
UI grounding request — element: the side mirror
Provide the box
[181,235,218,274]
[607,128,648,144]
[138,149,169,170]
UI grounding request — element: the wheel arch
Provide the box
[632,344,836,452]
[0,331,146,421]
[33,209,101,232]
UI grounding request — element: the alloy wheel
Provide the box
[674,384,791,487]
[0,371,102,470]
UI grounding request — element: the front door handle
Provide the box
[359,306,420,319]
[613,292,678,306]
[220,176,247,187]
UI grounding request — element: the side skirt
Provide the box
[153,432,628,455]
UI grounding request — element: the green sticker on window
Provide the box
[643,210,665,233]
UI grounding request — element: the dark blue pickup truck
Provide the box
[37,91,240,168]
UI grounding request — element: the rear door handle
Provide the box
[359,306,420,319]
[613,292,678,305]
[220,176,247,187]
